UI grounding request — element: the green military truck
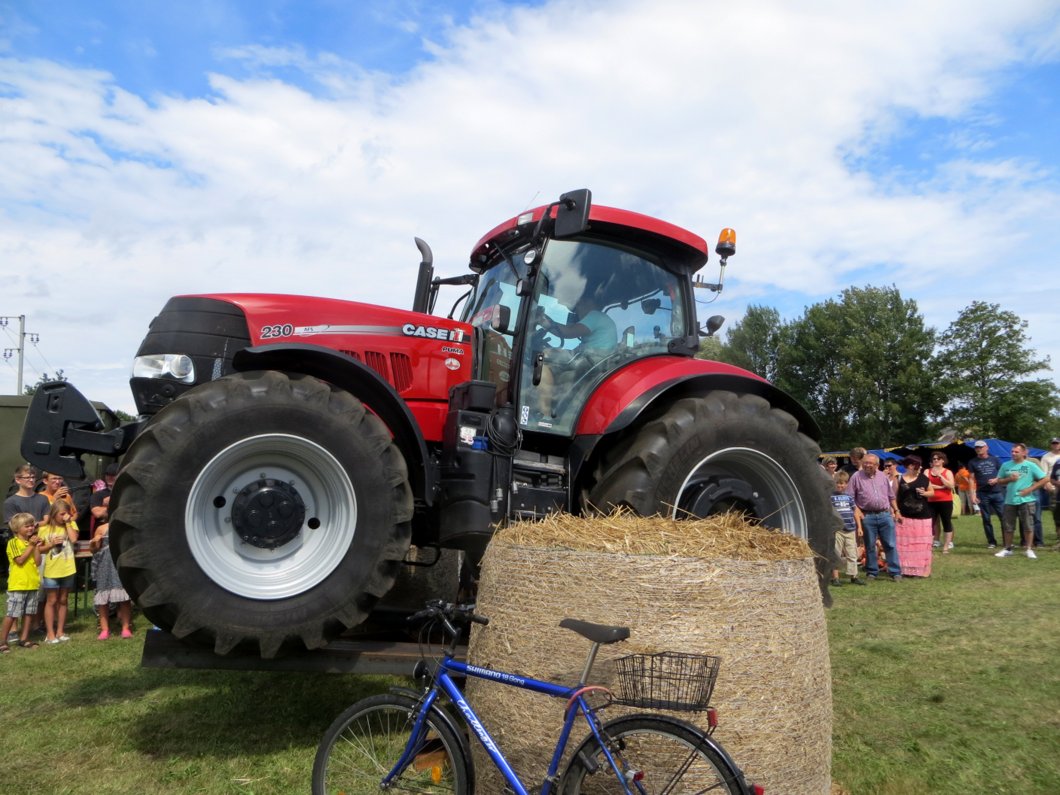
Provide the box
[1,393,119,587]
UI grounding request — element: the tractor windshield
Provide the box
[520,238,690,435]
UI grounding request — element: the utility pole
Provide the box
[1,314,38,395]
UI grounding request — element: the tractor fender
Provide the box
[232,344,434,505]
[576,357,819,440]
[568,358,821,486]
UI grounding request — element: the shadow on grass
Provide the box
[63,665,399,757]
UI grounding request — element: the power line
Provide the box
[26,337,55,374]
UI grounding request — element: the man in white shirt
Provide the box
[1044,438,1060,548]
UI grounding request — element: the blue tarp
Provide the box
[826,438,1047,466]
[867,449,903,462]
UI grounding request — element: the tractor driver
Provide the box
[534,289,618,418]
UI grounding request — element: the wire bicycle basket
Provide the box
[613,651,720,712]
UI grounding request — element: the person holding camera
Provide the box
[40,472,80,522]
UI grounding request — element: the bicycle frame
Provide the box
[385,653,633,795]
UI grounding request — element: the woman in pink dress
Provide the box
[895,455,935,577]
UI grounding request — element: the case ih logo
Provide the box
[401,323,466,342]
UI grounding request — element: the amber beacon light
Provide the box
[716,227,736,260]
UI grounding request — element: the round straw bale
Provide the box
[465,513,831,794]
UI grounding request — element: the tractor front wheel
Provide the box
[109,371,413,657]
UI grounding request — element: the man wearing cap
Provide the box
[847,453,902,580]
[967,441,1004,548]
[994,443,1048,559]
[1040,438,1060,478]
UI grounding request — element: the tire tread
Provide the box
[110,371,414,657]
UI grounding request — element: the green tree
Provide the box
[23,370,66,395]
[713,305,786,382]
[781,286,941,449]
[115,408,136,423]
[934,301,1058,442]
[695,334,724,362]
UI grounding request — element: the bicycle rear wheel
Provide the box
[312,692,471,794]
[560,715,747,794]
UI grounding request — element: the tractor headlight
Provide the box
[132,354,196,383]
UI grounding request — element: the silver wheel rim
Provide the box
[186,433,356,599]
[672,446,809,539]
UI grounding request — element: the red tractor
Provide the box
[23,189,836,658]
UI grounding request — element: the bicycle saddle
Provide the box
[559,618,630,644]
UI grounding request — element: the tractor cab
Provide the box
[461,192,709,436]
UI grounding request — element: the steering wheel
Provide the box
[530,323,554,350]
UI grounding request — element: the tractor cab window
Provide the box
[520,238,689,435]
[462,256,527,402]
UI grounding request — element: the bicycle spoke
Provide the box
[564,717,740,795]
[314,695,464,795]
[655,745,699,795]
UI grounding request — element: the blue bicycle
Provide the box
[312,600,760,794]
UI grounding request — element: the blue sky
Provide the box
[2,0,1059,417]
[6,1,503,95]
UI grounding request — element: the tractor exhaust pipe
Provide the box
[412,237,434,314]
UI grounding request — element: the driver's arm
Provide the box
[540,314,589,340]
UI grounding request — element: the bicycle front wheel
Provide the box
[312,693,471,795]
[561,715,746,794]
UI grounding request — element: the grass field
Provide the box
[828,513,1060,794]
[1,513,1057,794]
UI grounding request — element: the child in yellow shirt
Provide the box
[1,513,44,651]
[37,499,78,644]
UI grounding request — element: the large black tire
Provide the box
[109,371,413,657]
[312,693,472,794]
[586,391,838,602]
[561,714,746,794]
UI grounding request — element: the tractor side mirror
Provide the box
[642,298,661,315]
[490,305,512,334]
[700,315,726,337]
[554,188,592,238]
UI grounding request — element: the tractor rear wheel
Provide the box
[587,391,837,600]
[109,371,413,657]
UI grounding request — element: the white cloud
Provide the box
[1,0,1058,414]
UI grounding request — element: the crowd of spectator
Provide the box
[2,462,132,654]
[825,440,1058,584]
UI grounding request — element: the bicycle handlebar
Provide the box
[407,600,489,636]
